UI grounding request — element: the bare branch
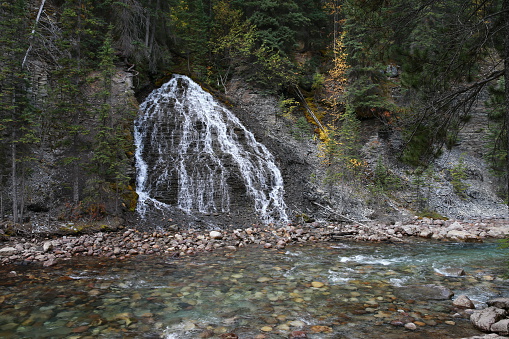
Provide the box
[22,0,46,70]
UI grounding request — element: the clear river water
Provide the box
[0,240,507,338]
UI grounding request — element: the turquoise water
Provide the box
[0,240,507,338]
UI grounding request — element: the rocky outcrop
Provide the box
[471,307,507,332]
[470,298,509,336]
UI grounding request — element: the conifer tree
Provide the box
[88,29,135,216]
[0,0,38,222]
[49,0,104,205]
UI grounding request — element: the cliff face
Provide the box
[225,78,507,224]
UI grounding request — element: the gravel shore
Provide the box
[1,217,508,267]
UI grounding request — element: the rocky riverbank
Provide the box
[1,217,508,267]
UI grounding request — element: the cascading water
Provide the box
[134,75,288,224]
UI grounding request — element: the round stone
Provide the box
[311,281,325,288]
[289,320,306,327]
[404,322,417,330]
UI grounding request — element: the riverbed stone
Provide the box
[210,231,222,240]
[447,230,479,241]
[441,268,466,276]
[487,298,509,310]
[491,319,509,335]
[394,284,454,300]
[0,247,17,256]
[470,307,507,332]
[289,330,307,338]
[43,241,53,253]
[461,335,506,338]
[311,281,325,288]
[453,295,475,309]
[404,322,417,330]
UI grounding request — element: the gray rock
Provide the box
[442,267,466,276]
[461,334,506,338]
[394,284,454,300]
[404,322,417,330]
[43,258,57,267]
[209,231,223,240]
[488,298,509,310]
[0,247,17,256]
[419,230,433,238]
[470,306,507,332]
[447,229,478,241]
[43,241,53,253]
[453,294,475,309]
[491,319,509,335]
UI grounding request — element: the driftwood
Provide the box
[311,201,367,227]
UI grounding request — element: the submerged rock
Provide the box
[394,284,454,300]
[441,267,466,276]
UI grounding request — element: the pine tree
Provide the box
[48,0,105,205]
[0,0,38,222]
[88,29,135,216]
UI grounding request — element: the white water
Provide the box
[134,75,288,224]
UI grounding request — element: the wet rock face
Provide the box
[135,75,288,227]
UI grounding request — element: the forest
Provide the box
[0,0,508,225]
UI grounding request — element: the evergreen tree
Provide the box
[341,0,400,118]
[49,0,105,205]
[0,0,38,222]
[170,0,212,76]
[88,29,135,216]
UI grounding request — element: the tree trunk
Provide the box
[19,164,25,223]
[73,162,79,204]
[504,0,509,206]
[11,142,18,223]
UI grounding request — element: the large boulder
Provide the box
[491,319,509,335]
[470,307,507,332]
[394,284,454,300]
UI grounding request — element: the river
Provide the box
[0,240,507,338]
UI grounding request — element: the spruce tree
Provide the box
[0,0,38,222]
[49,0,104,205]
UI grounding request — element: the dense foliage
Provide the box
[0,0,508,221]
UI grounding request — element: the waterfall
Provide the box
[134,75,288,224]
